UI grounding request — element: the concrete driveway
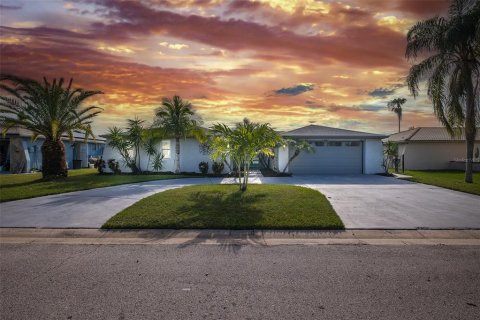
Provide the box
[1,174,479,229]
[276,175,480,229]
[0,177,222,228]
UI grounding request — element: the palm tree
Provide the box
[281,139,314,173]
[126,117,145,172]
[405,0,480,183]
[154,95,198,174]
[0,75,102,179]
[387,98,407,133]
[210,118,282,191]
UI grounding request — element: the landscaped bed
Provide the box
[0,168,198,202]
[102,184,344,229]
[404,170,480,196]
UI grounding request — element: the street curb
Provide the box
[1,228,480,246]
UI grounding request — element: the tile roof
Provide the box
[387,127,480,142]
[281,124,386,139]
[1,126,106,143]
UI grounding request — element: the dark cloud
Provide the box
[0,4,22,10]
[274,84,314,96]
[358,103,385,111]
[368,87,396,98]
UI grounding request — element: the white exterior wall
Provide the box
[277,145,290,173]
[363,139,384,174]
[102,138,221,174]
[399,142,477,170]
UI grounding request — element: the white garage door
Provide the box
[289,141,363,174]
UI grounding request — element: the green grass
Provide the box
[103,184,344,229]
[0,169,194,202]
[404,170,480,196]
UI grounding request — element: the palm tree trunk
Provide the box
[282,151,300,173]
[175,137,180,174]
[398,115,401,133]
[464,75,476,183]
[41,139,67,179]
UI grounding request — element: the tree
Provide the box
[405,0,480,183]
[154,95,198,174]
[383,141,399,173]
[126,117,145,172]
[281,139,315,173]
[107,126,137,173]
[210,118,282,191]
[387,98,407,133]
[0,75,102,179]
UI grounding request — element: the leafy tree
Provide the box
[155,95,199,174]
[387,98,407,133]
[107,126,138,173]
[0,75,102,179]
[405,0,480,183]
[210,118,282,191]
[281,139,315,173]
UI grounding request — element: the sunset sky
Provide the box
[0,0,449,134]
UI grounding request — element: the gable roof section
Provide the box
[388,127,480,142]
[282,124,386,139]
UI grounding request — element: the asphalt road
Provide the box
[1,244,479,320]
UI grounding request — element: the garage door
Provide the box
[289,141,363,174]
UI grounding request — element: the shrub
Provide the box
[95,156,106,174]
[212,161,224,175]
[152,153,164,172]
[198,161,209,174]
[107,159,121,174]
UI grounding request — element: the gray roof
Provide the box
[281,124,387,139]
[1,127,106,143]
[387,127,480,142]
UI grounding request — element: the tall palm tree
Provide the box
[387,98,407,133]
[154,95,197,174]
[405,0,480,183]
[0,75,102,179]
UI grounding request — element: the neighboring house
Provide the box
[102,137,216,173]
[0,127,105,173]
[277,125,386,174]
[386,127,480,171]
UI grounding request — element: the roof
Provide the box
[281,124,387,139]
[1,126,106,143]
[387,127,480,142]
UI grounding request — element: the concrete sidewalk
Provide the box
[2,228,480,246]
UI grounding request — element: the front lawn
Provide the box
[405,170,480,196]
[0,169,195,202]
[103,184,344,229]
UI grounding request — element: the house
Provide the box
[276,125,386,174]
[0,127,105,173]
[386,127,480,171]
[101,124,386,175]
[101,136,216,173]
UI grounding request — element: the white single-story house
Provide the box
[276,125,386,174]
[101,124,386,175]
[102,137,217,173]
[0,127,105,173]
[386,127,480,171]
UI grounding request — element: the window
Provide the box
[344,141,361,147]
[327,141,342,147]
[314,141,324,147]
[161,140,171,158]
